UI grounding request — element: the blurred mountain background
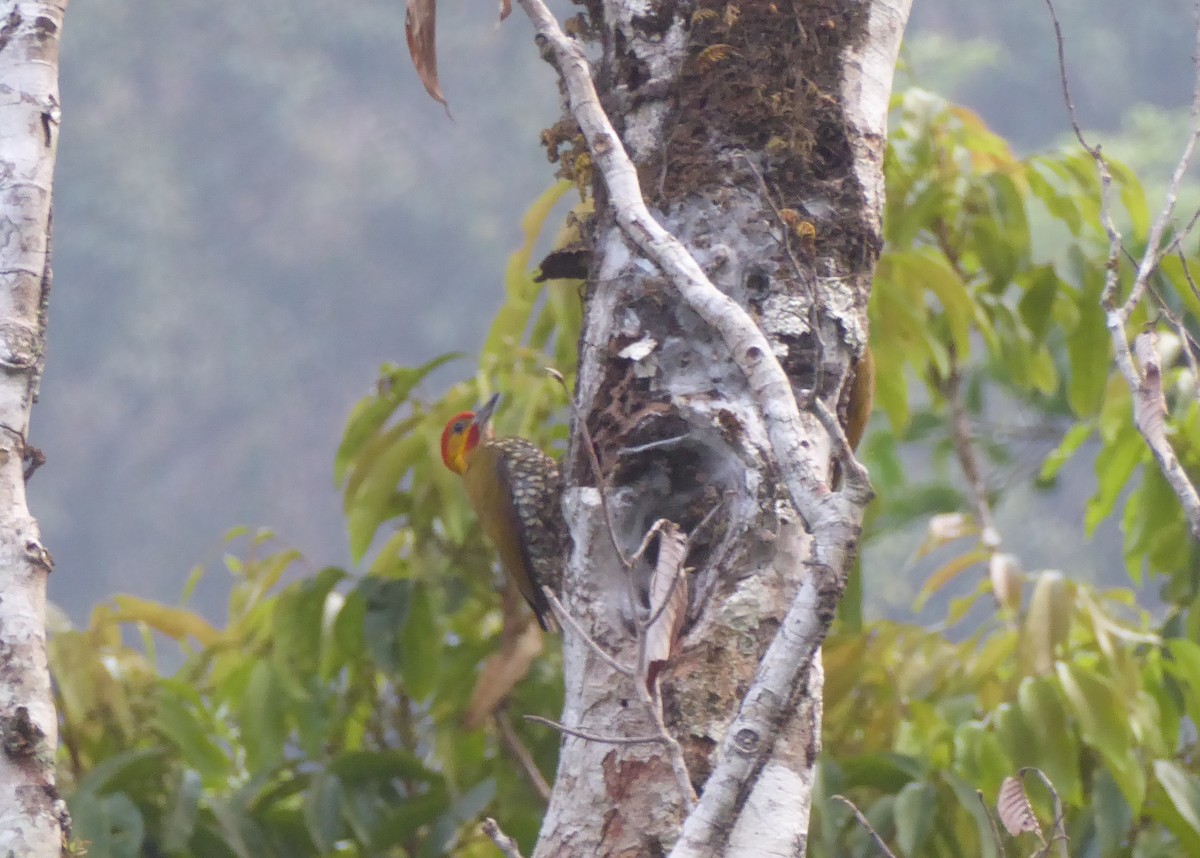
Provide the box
[37,0,1196,621]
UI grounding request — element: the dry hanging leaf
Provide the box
[1134,331,1168,444]
[405,0,449,111]
[988,552,1022,612]
[642,521,689,690]
[997,776,1044,841]
[464,584,544,729]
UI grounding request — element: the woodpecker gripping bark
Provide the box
[440,394,565,630]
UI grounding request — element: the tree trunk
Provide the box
[0,2,68,856]
[528,0,910,855]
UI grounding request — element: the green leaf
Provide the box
[1066,269,1110,417]
[361,576,411,674]
[894,780,937,857]
[161,769,203,853]
[336,353,464,483]
[242,661,286,772]
[70,792,145,858]
[1016,676,1082,805]
[1091,771,1133,857]
[303,771,345,853]
[401,580,442,701]
[1023,571,1072,674]
[1017,265,1060,344]
[1056,663,1145,811]
[328,749,439,784]
[152,685,228,785]
[943,771,1000,858]
[952,721,1009,799]
[1038,422,1093,484]
[110,595,222,646]
[72,747,166,799]
[1154,760,1200,836]
[1086,423,1145,536]
[372,786,452,850]
[420,778,498,857]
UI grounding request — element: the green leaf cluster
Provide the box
[54,181,586,857]
[52,88,1200,857]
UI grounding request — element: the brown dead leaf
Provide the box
[406,0,449,111]
[642,522,688,690]
[988,552,1022,612]
[465,615,543,729]
[997,775,1044,841]
[498,0,512,21]
[1135,331,1168,444]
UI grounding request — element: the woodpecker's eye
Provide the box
[453,420,468,434]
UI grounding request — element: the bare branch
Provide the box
[494,710,552,802]
[481,818,526,858]
[831,795,899,858]
[977,791,1008,858]
[546,366,634,568]
[1018,768,1070,858]
[542,586,634,676]
[1044,0,1200,541]
[523,714,667,745]
[945,357,1001,551]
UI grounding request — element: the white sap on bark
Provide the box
[0,3,68,857]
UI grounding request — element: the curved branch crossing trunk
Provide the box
[526,0,911,855]
[0,2,68,856]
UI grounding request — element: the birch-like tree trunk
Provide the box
[523,0,911,854]
[0,2,68,856]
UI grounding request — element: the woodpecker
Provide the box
[440,394,564,631]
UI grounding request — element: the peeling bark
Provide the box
[0,2,68,857]
[524,0,910,854]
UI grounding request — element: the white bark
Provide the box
[0,3,68,856]
[519,0,910,854]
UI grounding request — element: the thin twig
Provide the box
[545,366,634,568]
[1018,768,1070,858]
[494,710,552,802]
[542,586,634,676]
[945,355,1001,551]
[481,818,526,858]
[1044,0,1200,541]
[811,397,870,494]
[644,677,698,809]
[831,795,898,858]
[523,714,667,745]
[977,790,1008,858]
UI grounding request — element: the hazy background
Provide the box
[37,0,1196,622]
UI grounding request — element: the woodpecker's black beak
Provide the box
[473,393,500,428]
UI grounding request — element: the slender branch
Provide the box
[945,357,1001,551]
[481,818,526,858]
[494,710,552,802]
[977,791,1008,858]
[518,0,876,850]
[1044,0,1200,541]
[1019,768,1070,858]
[542,586,634,676]
[523,714,667,745]
[634,522,697,809]
[831,795,898,858]
[544,367,636,569]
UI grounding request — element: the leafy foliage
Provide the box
[51,89,1200,857]
[54,184,584,858]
